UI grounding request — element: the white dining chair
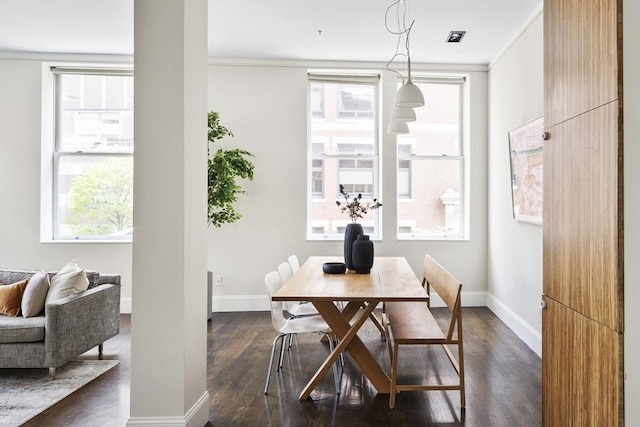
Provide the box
[277,261,319,317]
[263,270,340,395]
[287,254,300,273]
[277,262,346,367]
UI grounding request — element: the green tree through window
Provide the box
[66,158,133,236]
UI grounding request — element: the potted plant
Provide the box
[206,112,255,319]
[207,111,255,227]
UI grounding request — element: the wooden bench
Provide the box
[383,254,465,409]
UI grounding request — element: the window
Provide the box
[337,143,375,197]
[311,143,325,198]
[397,144,412,198]
[310,83,325,119]
[397,78,465,239]
[338,85,374,119]
[307,73,380,239]
[52,69,134,240]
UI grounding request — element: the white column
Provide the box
[129,1,209,426]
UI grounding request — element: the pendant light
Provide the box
[387,121,409,135]
[391,105,416,122]
[394,57,424,107]
[384,0,424,134]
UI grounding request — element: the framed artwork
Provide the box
[508,116,544,224]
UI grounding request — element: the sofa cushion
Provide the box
[0,315,46,343]
[85,270,99,289]
[0,280,28,317]
[21,271,50,318]
[0,270,34,286]
[45,260,89,304]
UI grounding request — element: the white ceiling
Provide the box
[0,0,542,65]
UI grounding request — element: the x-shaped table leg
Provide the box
[298,300,391,400]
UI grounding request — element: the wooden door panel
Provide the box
[544,0,620,127]
[542,297,622,426]
[543,102,622,331]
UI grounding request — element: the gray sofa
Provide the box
[0,268,120,374]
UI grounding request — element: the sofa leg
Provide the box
[98,343,104,360]
[49,367,56,380]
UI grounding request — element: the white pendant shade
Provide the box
[395,80,425,108]
[387,121,409,135]
[391,105,416,122]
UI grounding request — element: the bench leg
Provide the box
[457,318,466,408]
[49,367,56,380]
[389,343,399,408]
[98,343,104,360]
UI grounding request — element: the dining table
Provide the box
[271,255,429,400]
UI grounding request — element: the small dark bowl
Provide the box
[322,262,347,274]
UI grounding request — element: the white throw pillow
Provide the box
[45,260,89,304]
[21,270,50,317]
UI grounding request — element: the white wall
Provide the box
[0,57,489,314]
[486,6,640,424]
[624,0,640,423]
[206,62,489,311]
[0,58,134,311]
[486,12,544,355]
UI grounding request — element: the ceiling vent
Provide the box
[446,31,466,43]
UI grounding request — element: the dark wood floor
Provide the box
[23,307,541,427]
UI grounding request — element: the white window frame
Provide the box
[396,75,468,240]
[46,67,134,242]
[307,72,381,241]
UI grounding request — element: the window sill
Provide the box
[40,239,132,244]
[396,236,470,242]
[306,236,382,242]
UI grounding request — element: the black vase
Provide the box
[352,234,374,274]
[344,223,363,271]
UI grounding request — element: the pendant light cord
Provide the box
[384,0,415,84]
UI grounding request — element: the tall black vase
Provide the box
[344,223,363,271]
[352,234,374,274]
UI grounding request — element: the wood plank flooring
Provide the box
[21,307,541,426]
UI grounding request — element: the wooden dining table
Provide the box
[271,256,428,400]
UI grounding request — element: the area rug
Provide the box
[0,359,119,427]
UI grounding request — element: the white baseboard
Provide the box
[131,290,540,358]
[486,293,542,357]
[428,290,486,307]
[133,291,541,358]
[212,295,270,312]
[123,291,487,313]
[121,297,132,314]
[461,291,487,307]
[126,391,209,427]
[211,291,487,312]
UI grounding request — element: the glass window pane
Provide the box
[398,82,461,156]
[338,84,374,119]
[398,162,411,198]
[397,158,462,238]
[309,78,379,239]
[58,74,134,152]
[312,170,324,197]
[309,157,378,237]
[310,83,325,118]
[56,155,134,238]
